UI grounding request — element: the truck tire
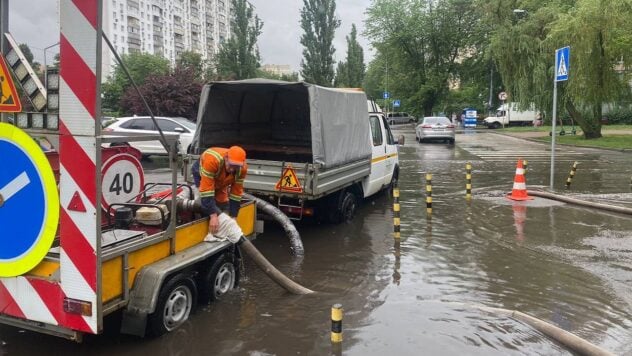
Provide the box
[327,191,357,224]
[491,122,501,129]
[198,252,239,303]
[148,274,197,336]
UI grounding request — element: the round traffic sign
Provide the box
[498,91,507,101]
[101,153,144,212]
[0,123,59,277]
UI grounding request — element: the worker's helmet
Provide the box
[227,146,246,166]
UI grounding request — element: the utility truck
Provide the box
[0,1,259,341]
[483,104,538,128]
[187,79,400,223]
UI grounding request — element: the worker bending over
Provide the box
[196,146,248,234]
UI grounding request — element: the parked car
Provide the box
[104,116,196,156]
[416,116,455,144]
[386,112,416,125]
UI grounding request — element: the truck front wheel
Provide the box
[491,122,501,129]
[148,274,197,336]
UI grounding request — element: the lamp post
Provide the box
[43,42,60,89]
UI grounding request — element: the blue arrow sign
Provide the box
[383,91,390,99]
[393,99,400,108]
[555,46,570,82]
[0,124,59,276]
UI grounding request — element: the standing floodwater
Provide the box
[2,128,632,355]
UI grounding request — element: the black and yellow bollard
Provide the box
[393,185,401,239]
[523,160,528,175]
[426,173,432,215]
[465,163,472,200]
[565,161,578,189]
[331,304,343,343]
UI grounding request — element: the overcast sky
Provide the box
[9,0,373,73]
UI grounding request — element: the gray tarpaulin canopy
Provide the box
[192,79,371,168]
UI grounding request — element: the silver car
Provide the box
[415,116,455,144]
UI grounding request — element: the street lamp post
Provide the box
[43,42,60,89]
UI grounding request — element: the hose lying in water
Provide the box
[239,238,314,295]
[528,190,632,216]
[474,305,613,356]
[242,193,305,256]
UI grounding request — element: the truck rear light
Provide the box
[280,206,313,217]
[63,298,93,316]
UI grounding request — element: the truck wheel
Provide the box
[198,252,239,303]
[328,191,357,223]
[148,274,197,336]
[492,122,501,129]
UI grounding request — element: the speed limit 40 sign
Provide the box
[101,153,144,212]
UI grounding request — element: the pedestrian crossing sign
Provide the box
[0,55,21,112]
[555,46,570,82]
[275,164,303,193]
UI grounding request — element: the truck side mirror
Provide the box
[397,135,405,145]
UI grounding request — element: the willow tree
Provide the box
[485,0,632,139]
[300,0,340,86]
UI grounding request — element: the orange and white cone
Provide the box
[507,159,533,201]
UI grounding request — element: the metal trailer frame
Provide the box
[0,0,258,340]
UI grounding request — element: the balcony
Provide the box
[173,24,184,35]
[128,37,141,46]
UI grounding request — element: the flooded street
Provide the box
[2,128,632,355]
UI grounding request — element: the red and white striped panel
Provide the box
[57,0,101,333]
[0,0,101,334]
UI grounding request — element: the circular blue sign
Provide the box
[0,123,59,276]
[0,140,46,259]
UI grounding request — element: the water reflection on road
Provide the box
[2,128,632,355]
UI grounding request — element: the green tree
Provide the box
[484,0,632,138]
[334,61,348,87]
[365,0,484,116]
[102,52,170,112]
[299,0,340,86]
[256,69,299,81]
[18,43,41,73]
[345,24,365,87]
[177,50,205,81]
[216,0,263,79]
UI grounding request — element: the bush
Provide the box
[604,108,632,125]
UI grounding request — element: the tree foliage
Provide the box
[176,50,205,81]
[345,24,365,87]
[216,0,263,80]
[102,52,170,112]
[300,0,340,86]
[120,67,203,120]
[18,43,41,73]
[257,69,299,82]
[365,0,485,116]
[335,24,365,88]
[483,0,632,138]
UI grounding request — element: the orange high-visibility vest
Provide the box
[199,147,248,204]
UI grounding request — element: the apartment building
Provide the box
[102,0,232,75]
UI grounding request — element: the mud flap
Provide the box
[121,309,148,337]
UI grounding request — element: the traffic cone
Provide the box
[507,159,533,201]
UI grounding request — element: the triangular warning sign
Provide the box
[67,191,86,212]
[0,55,21,112]
[557,53,568,77]
[275,164,303,193]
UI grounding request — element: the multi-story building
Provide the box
[102,0,232,76]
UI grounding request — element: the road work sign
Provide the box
[275,164,303,193]
[0,123,59,276]
[0,55,21,112]
[555,46,570,82]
